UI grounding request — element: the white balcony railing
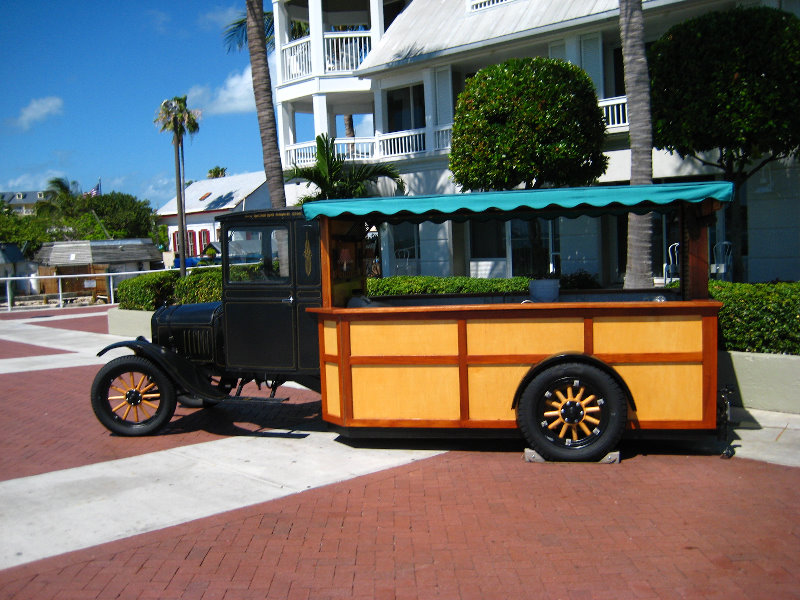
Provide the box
[286,137,377,168]
[280,32,372,82]
[284,99,628,165]
[434,124,453,151]
[282,37,312,81]
[378,129,426,156]
[324,32,372,73]
[599,96,629,133]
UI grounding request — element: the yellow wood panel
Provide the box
[467,365,528,421]
[467,319,584,355]
[322,321,338,355]
[614,363,704,422]
[324,363,340,418]
[594,316,703,354]
[350,321,458,357]
[351,365,461,420]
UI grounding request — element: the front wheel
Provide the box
[91,356,177,436]
[516,362,627,462]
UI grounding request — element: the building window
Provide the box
[172,231,179,253]
[471,220,506,259]
[469,218,560,277]
[390,222,419,275]
[387,84,425,132]
[200,229,211,250]
[510,218,560,277]
[187,231,197,257]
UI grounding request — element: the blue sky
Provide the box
[0,1,296,209]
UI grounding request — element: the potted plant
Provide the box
[529,273,560,302]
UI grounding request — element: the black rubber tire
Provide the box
[516,362,627,462]
[91,356,177,436]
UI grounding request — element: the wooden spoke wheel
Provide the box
[91,356,176,436]
[517,362,627,462]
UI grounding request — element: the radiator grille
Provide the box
[181,327,213,360]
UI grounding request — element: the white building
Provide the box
[158,172,270,258]
[272,0,799,283]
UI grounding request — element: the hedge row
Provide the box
[709,280,800,355]
[117,272,800,355]
[117,268,222,310]
[367,275,531,296]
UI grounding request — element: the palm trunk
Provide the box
[620,0,654,288]
[247,0,286,207]
[344,114,355,138]
[173,131,187,277]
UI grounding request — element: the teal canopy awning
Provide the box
[302,181,734,223]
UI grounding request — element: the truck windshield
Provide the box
[226,225,290,284]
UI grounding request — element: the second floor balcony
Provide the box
[282,31,372,81]
[284,96,630,167]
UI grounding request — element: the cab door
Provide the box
[223,222,297,371]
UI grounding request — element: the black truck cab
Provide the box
[91,208,322,436]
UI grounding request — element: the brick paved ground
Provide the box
[1,451,798,600]
[0,307,798,599]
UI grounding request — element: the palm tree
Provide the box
[286,134,405,203]
[242,0,287,208]
[619,0,654,289]
[223,10,307,51]
[207,166,227,179]
[155,95,200,276]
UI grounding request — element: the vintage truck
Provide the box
[91,181,734,461]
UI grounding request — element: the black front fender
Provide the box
[97,337,229,401]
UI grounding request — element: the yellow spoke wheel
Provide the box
[91,356,176,436]
[516,362,627,462]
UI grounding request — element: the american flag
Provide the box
[85,182,101,197]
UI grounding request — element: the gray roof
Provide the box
[35,239,162,266]
[157,172,269,217]
[358,0,621,74]
[1,191,48,207]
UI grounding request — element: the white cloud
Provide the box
[188,66,255,115]
[15,97,64,130]
[146,9,170,34]
[141,174,176,209]
[3,169,66,191]
[198,5,241,30]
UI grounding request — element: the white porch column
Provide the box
[423,68,436,153]
[272,0,289,84]
[278,102,294,163]
[369,0,385,44]
[309,0,325,75]
[373,85,385,157]
[435,66,454,125]
[313,93,329,137]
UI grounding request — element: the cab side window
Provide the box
[226,225,290,284]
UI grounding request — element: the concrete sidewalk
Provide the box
[0,306,798,599]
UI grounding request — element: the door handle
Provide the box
[282,295,294,304]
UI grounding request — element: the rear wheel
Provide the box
[516,362,627,461]
[91,356,176,436]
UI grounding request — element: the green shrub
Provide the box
[117,270,179,310]
[711,280,800,355]
[174,267,223,304]
[367,276,530,296]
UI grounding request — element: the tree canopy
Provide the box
[649,7,800,181]
[449,57,608,191]
[1,182,162,258]
[649,6,800,280]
